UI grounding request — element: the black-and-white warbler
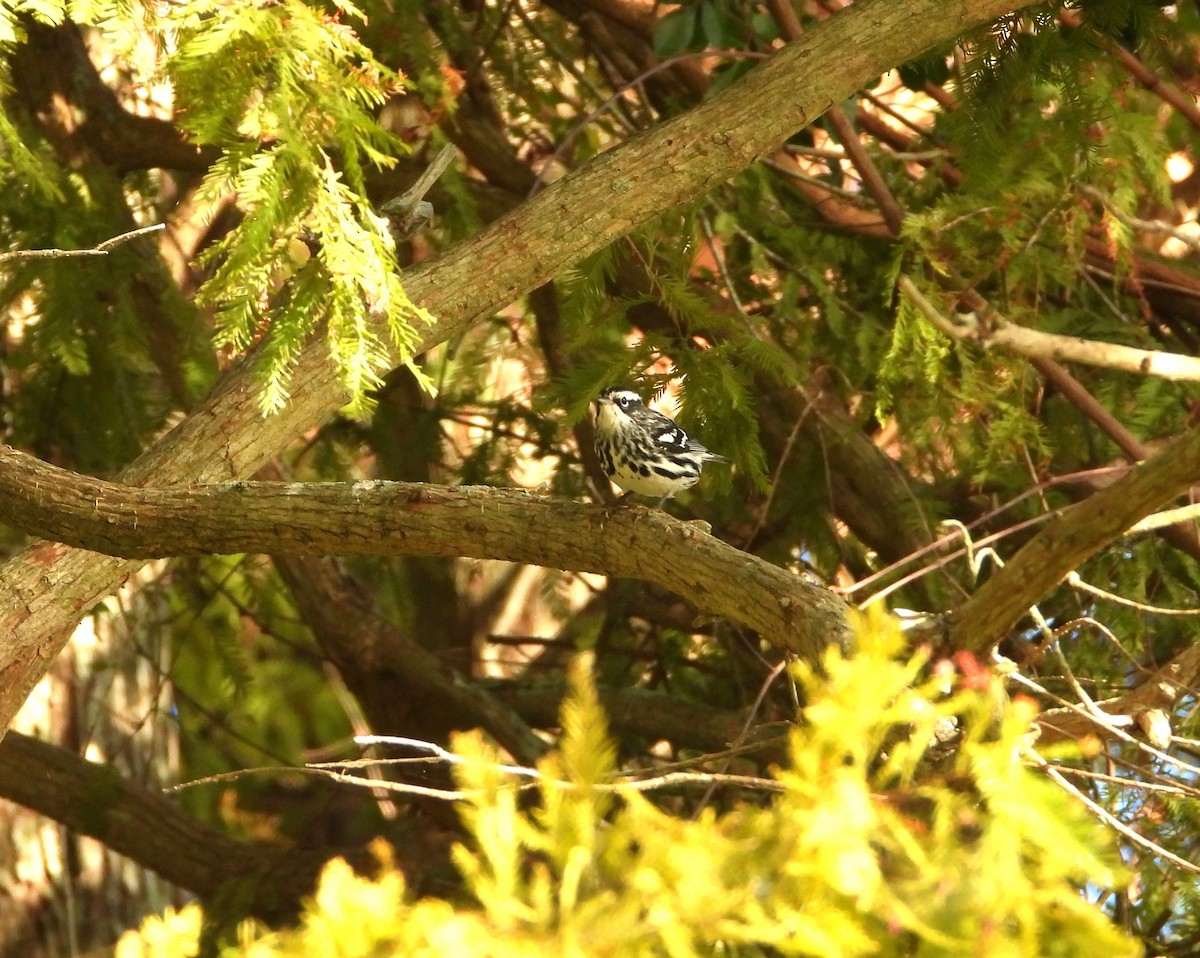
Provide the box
[593,386,729,506]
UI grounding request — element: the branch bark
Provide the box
[902,276,1200,382]
[0,731,391,922]
[1036,642,1200,746]
[272,555,551,766]
[947,424,1200,653]
[0,0,1040,734]
[0,444,848,661]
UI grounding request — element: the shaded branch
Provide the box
[912,273,1200,582]
[1075,183,1200,254]
[1030,356,1150,462]
[1027,359,1200,563]
[0,224,166,265]
[766,0,905,236]
[0,731,393,922]
[0,445,848,661]
[529,281,615,503]
[273,555,550,766]
[9,20,217,173]
[1036,642,1200,746]
[1058,8,1200,133]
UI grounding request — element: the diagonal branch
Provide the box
[947,424,1200,653]
[1036,641,1200,746]
[273,555,550,766]
[0,445,848,661]
[0,731,392,922]
[0,224,167,264]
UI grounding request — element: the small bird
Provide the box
[593,385,729,507]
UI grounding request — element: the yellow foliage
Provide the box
[118,611,1139,957]
[115,904,204,958]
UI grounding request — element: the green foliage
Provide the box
[162,0,425,413]
[0,0,430,415]
[117,614,1136,957]
[0,169,205,467]
[0,108,61,200]
[7,0,1200,951]
[165,556,354,830]
[652,0,770,59]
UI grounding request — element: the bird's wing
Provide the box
[642,410,693,455]
[644,409,728,462]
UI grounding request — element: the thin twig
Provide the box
[526,50,769,199]
[1067,571,1200,616]
[354,734,542,779]
[1051,616,1153,675]
[1009,668,1200,781]
[1050,763,1200,800]
[1076,183,1200,254]
[1032,752,1200,874]
[841,466,1128,599]
[162,763,467,800]
[0,223,166,265]
[381,144,457,214]
[1058,8,1200,132]
[763,157,870,202]
[692,656,793,818]
[511,1,637,134]
[352,734,783,796]
[854,507,1070,607]
[697,210,749,317]
[742,400,812,550]
[1125,503,1200,536]
[788,145,948,163]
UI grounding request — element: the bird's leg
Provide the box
[601,489,636,518]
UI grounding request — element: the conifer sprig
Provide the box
[166,0,421,412]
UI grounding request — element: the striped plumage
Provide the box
[593,386,729,506]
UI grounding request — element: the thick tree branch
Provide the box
[8,20,217,173]
[0,0,1040,734]
[0,445,848,660]
[0,731,392,922]
[947,424,1200,653]
[272,555,550,766]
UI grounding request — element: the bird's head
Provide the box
[594,387,645,429]
[595,386,644,411]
